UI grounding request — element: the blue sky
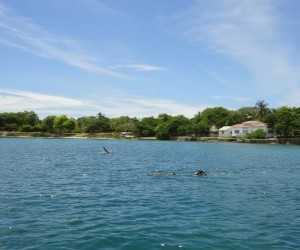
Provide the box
[1,0,300,118]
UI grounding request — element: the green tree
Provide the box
[190,112,210,136]
[76,116,92,133]
[0,111,39,131]
[109,116,136,132]
[62,119,76,133]
[52,116,76,133]
[226,110,244,125]
[264,110,277,129]
[274,107,300,137]
[21,111,40,126]
[5,123,19,132]
[134,116,158,137]
[192,111,202,123]
[236,107,256,121]
[0,112,22,130]
[0,114,5,130]
[157,113,171,124]
[41,116,56,133]
[85,119,102,133]
[96,113,111,132]
[77,114,111,133]
[167,115,190,136]
[191,121,210,136]
[21,125,34,132]
[201,107,231,128]
[293,108,300,136]
[254,100,270,120]
[53,115,68,133]
[155,123,170,140]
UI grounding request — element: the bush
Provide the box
[5,123,19,132]
[21,125,33,132]
[155,124,170,140]
[245,129,266,139]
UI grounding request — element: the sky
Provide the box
[1,0,300,119]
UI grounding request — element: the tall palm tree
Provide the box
[254,100,269,120]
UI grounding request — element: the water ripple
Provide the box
[1,139,299,249]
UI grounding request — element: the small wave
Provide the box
[147,172,177,177]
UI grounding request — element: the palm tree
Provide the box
[254,100,269,120]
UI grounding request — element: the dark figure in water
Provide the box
[103,147,112,153]
[148,170,206,177]
[194,170,206,176]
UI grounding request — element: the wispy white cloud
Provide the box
[0,88,90,109]
[0,88,203,118]
[102,93,201,117]
[0,2,122,78]
[82,89,203,118]
[114,63,165,72]
[175,0,300,105]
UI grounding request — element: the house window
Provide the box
[243,130,248,134]
[235,130,239,134]
[222,131,224,134]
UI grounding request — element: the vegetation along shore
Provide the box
[1,100,300,144]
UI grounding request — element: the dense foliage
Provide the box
[244,129,266,139]
[1,101,300,139]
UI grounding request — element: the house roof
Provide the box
[219,126,232,131]
[210,125,218,132]
[232,120,266,128]
[219,121,267,131]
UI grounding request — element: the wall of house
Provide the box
[231,127,247,137]
[231,126,275,138]
[219,130,231,137]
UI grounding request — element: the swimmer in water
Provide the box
[194,170,206,176]
[148,170,206,177]
[103,147,112,153]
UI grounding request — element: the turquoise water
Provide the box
[0,138,299,249]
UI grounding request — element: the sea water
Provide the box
[0,138,299,249]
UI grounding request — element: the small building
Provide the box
[209,125,219,137]
[218,126,232,137]
[219,121,275,138]
[232,121,274,138]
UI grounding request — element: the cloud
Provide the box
[82,89,203,118]
[114,63,165,72]
[175,0,300,104]
[0,88,204,118]
[0,2,122,78]
[0,88,90,108]
[98,92,201,117]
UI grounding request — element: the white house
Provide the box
[219,121,275,138]
[218,126,232,137]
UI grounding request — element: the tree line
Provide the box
[1,101,300,139]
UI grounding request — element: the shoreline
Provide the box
[1,131,300,145]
